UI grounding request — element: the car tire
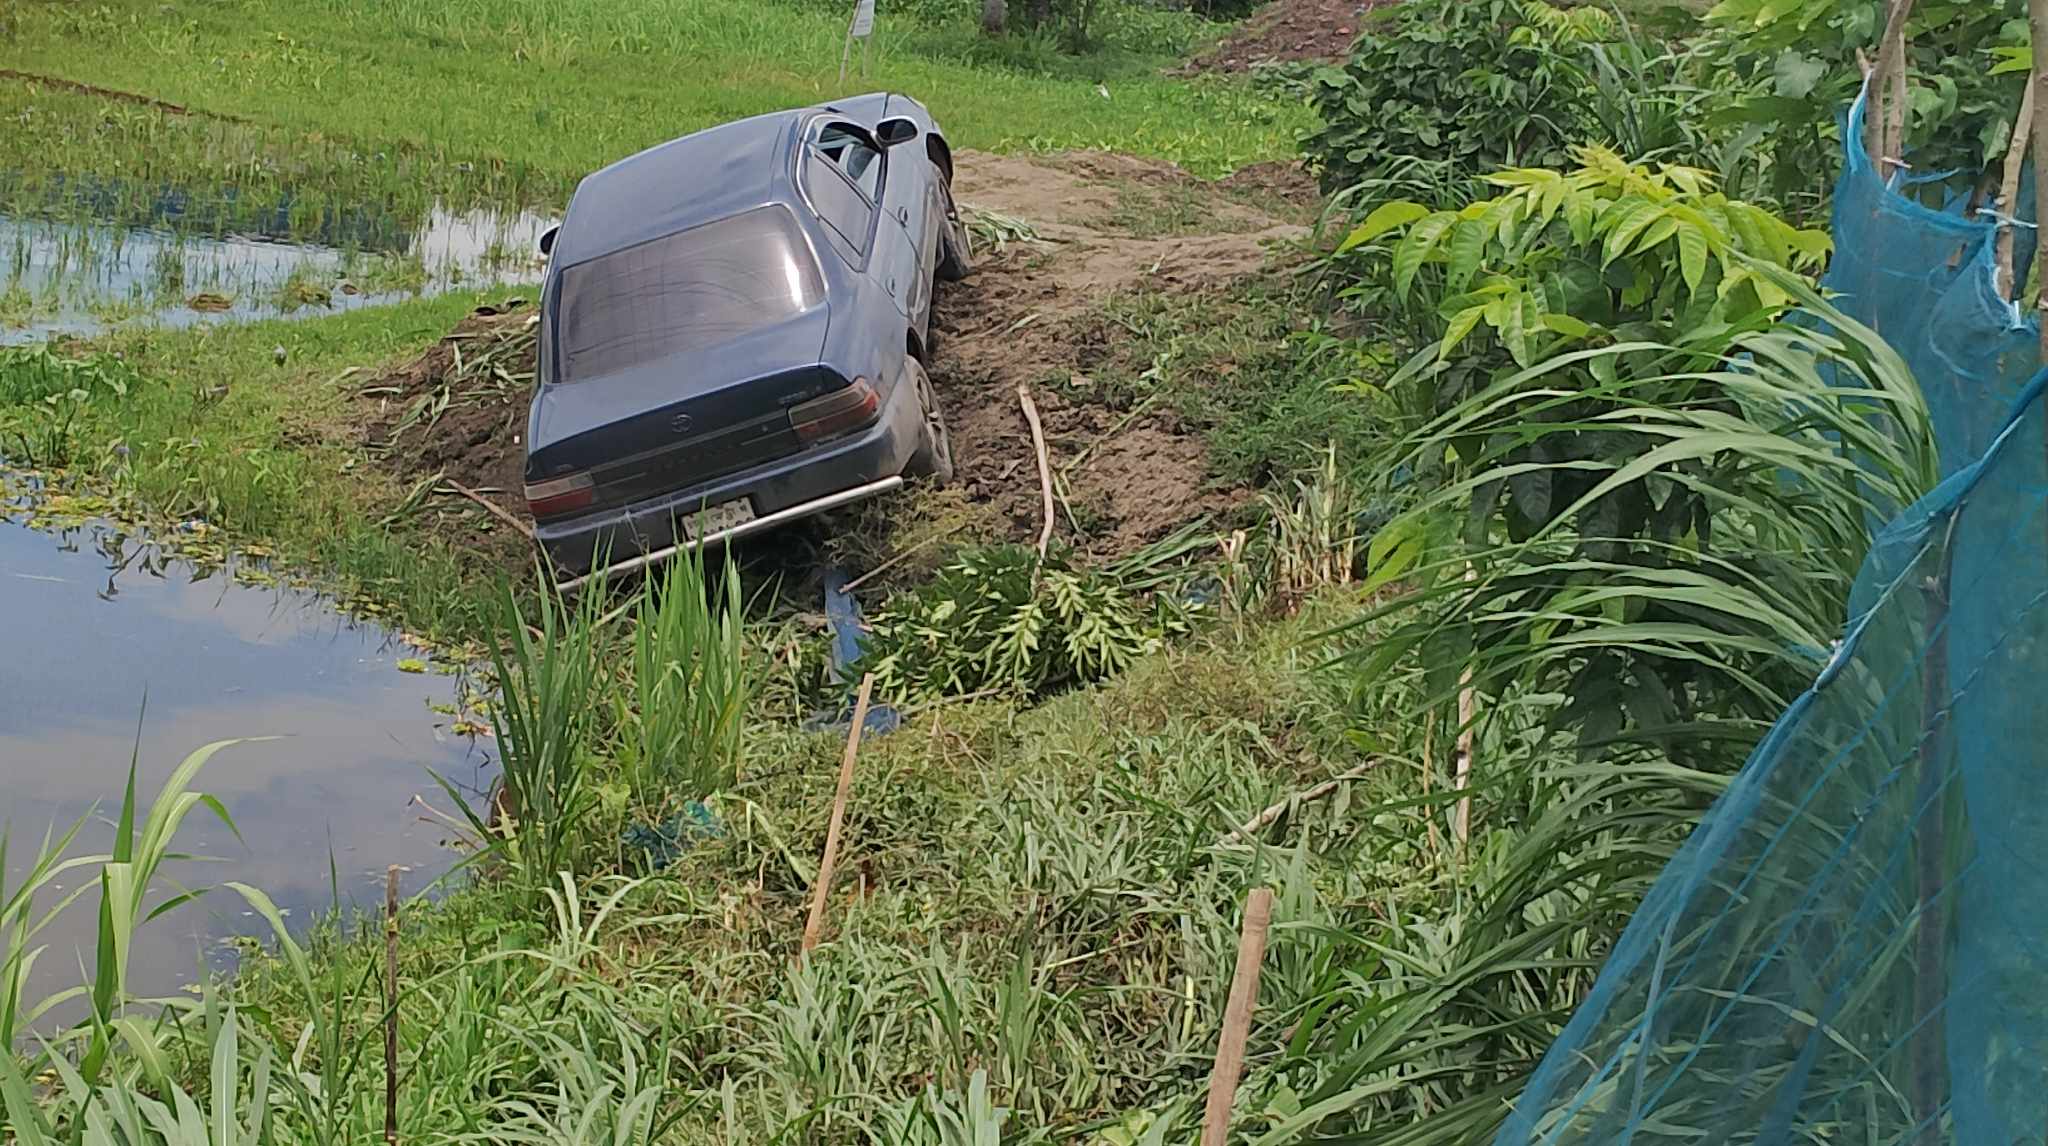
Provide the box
[905,359,954,484]
[936,180,974,283]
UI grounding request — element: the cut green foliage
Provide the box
[856,542,1197,702]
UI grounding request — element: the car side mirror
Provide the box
[874,117,918,148]
[538,226,558,256]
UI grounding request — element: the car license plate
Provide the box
[678,499,756,541]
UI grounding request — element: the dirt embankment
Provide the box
[1177,0,1387,76]
[353,149,1310,564]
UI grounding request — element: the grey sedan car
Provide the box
[524,93,972,586]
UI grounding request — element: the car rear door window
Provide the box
[805,150,874,257]
[816,124,883,199]
[552,205,825,384]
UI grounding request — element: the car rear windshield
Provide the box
[552,205,825,384]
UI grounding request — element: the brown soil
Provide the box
[351,149,1306,564]
[935,150,1304,556]
[355,302,535,554]
[1177,0,1387,75]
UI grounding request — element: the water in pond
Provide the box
[0,485,491,1016]
[1,175,554,343]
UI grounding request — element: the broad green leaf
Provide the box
[1771,49,1824,98]
[1677,222,1710,292]
[1446,218,1490,293]
[1541,314,1594,338]
[1439,305,1488,357]
[1338,200,1430,252]
[1392,212,1457,300]
[1633,215,1680,255]
[1600,198,1663,267]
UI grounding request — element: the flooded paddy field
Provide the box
[0,82,566,343]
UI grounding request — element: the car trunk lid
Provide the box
[524,304,842,513]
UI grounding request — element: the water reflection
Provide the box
[0,499,491,1016]
[0,179,554,343]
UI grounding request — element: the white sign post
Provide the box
[840,0,875,83]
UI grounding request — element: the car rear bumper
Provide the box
[534,370,922,581]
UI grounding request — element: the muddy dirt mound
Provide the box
[358,302,535,531]
[932,151,1307,557]
[1178,0,1387,75]
[1218,160,1324,208]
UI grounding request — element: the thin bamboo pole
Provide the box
[1200,888,1274,1146]
[2030,0,2048,358]
[1451,564,1477,847]
[1864,0,1919,165]
[383,865,400,1146]
[1019,385,1056,559]
[801,673,876,956]
[1995,82,2036,300]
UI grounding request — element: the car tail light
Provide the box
[525,471,595,520]
[789,378,879,444]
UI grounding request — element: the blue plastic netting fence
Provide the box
[1494,95,2048,1143]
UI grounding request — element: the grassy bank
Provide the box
[1,291,533,642]
[0,0,1306,178]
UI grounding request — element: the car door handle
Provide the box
[897,206,909,224]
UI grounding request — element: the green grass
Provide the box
[0,0,1307,179]
[0,290,534,644]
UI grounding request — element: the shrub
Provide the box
[1302,0,1622,196]
[1327,151,1937,762]
[1698,0,2030,215]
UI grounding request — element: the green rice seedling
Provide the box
[475,574,614,890]
[618,543,749,807]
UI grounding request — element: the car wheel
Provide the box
[905,359,954,484]
[936,179,974,283]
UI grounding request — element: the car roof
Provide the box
[549,94,907,269]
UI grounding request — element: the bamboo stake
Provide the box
[1863,0,1919,164]
[1887,38,1909,166]
[801,673,876,956]
[1018,385,1056,559]
[843,532,946,593]
[2031,0,2048,359]
[440,479,535,540]
[1995,81,2036,300]
[1219,761,1381,845]
[383,865,400,1146]
[1200,887,1274,1146]
[1421,713,1440,855]
[1451,564,1477,847]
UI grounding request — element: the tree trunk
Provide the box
[981,0,1006,35]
